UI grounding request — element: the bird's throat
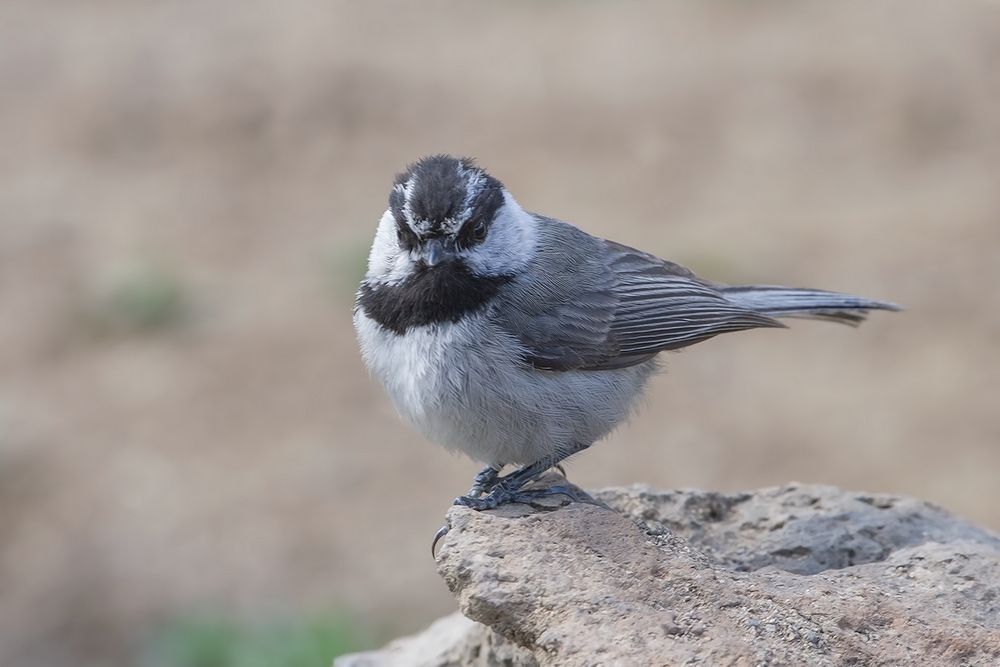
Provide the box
[358,262,512,334]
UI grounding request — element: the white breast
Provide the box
[354,309,463,432]
[354,309,657,467]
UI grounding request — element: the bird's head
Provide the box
[364,155,536,285]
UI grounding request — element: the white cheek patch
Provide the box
[461,192,537,277]
[365,209,419,286]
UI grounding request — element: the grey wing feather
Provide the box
[597,242,783,367]
[497,221,781,372]
[497,217,622,371]
[516,293,621,371]
[497,219,898,373]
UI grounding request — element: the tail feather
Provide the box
[718,285,902,327]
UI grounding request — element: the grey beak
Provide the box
[425,238,449,267]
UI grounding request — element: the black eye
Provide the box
[472,220,487,241]
[458,217,490,248]
[396,223,419,250]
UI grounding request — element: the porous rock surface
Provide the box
[336,480,1000,666]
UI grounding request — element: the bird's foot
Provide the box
[453,484,584,510]
[465,464,502,498]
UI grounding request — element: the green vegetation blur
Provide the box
[146,615,367,667]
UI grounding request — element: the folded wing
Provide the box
[507,228,898,373]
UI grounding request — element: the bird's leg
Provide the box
[432,463,504,557]
[466,464,503,498]
[454,443,590,510]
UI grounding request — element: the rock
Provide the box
[345,479,1000,667]
[334,612,537,667]
[596,483,1000,575]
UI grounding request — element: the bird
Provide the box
[354,154,900,514]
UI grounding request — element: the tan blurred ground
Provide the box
[1,0,999,665]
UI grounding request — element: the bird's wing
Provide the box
[496,220,781,372]
[595,241,783,368]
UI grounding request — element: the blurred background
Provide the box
[1,0,999,665]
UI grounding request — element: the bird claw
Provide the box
[543,484,584,503]
[443,450,590,554]
[453,484,581,510]
[452,491,506,510]
[431,524,449,558]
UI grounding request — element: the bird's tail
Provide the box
[718,285,902,326]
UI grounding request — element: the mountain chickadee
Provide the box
[354,155,899,513]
